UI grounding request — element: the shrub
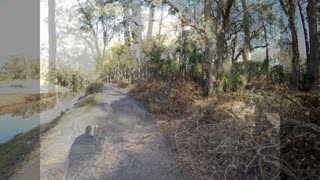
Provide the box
[49,66,88,92]
[269,65,288,83]
[117,80,129,88]
[85,82,104,95]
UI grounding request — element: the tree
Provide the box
[112,43,125,81]
[123,0,143,78]
[76,0,118,72]
[279,0,300,89]
[146,1,155,40]
[306,0,319,89]
[165,0,235,94]
[241,0,250,87]
[49,0,57,73]
[0,56,27,80]
[257,1,279,77]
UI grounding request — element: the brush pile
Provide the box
[173,91,282,179]
[116,80,129,88]
[130,80,320,179]
[130,80,199,116]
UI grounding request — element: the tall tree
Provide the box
[76,0,117,72]
[279,0,300,89]
[241,0,250,87]
[146,1,154,40]
[165,0,235,94]
[126,1,143,78]
[307,0,319,89]
[297,0,310,64]
[48,0,57,77]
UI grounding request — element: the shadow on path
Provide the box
[64,86,189,180]
[66,126,102,180]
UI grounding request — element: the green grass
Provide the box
[0,116,60,180]
[74,95,97,108]
[85,82,104,95]
[0,95,98,180]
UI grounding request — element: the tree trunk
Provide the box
[48,0,57,101]
[124,7,131,46]
[158,6,164,42]
[262,19,270,77]
[289,0,300,89]
[307,0,319,89]
[129,3,143,78]
[93,32,101,72]
[117,56,120,81]
[241,0,250,87]
[204,39,214,95]
[279,0,300,89]
[48,0,56,70]
[204,0,215,95]
[215,30,225,92]
[146,2,154,40]
[298,0,310,63]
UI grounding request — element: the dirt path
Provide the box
[11,85,188,180]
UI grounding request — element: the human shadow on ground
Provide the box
[66,126,102,180]
[66,95,187,180]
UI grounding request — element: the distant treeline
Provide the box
[0,55,40,80]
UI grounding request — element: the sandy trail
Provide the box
[11,85,188,180]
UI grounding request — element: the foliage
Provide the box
[0,56,40,80]
[85,82,104,95]
[48,66,88,92]
[225,61,286,91]
[141,33,204,81]
[75,95,97,108]
[269,65,288,83]
[147,44,174,79]
[101,42,137,82]
[176,30,204,80]
[220,70,242,92]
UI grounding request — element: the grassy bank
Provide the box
[0,95,97,180]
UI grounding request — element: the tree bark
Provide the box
[215,0,234,91]
[93,32,102,72]
[128,3,143,78]
[289,0,301,89]
[158,5,164,42]
[279,0,300,89]
[241,0,250,87]
[298,0,310,63]
[48,0,56,77]
[262,18,270,77]
[146,2,154,40]
[307,0,319,89]
[204,0,215,95]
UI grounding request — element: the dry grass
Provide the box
[130,79,200,117]
[130,80,320,179]
[116,80,130,88]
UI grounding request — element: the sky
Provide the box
[1,0,315,69]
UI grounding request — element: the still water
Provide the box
[0,92,84,144]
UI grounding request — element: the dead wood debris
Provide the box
[130,80,320,179]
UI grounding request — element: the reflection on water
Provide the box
[0,92,84,144]
[0,114,39,144]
